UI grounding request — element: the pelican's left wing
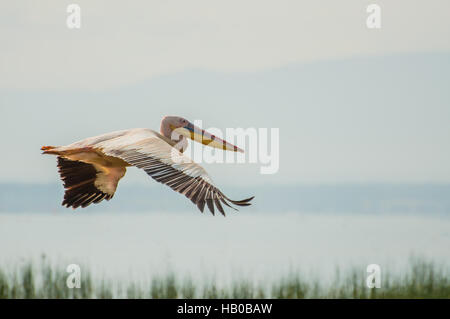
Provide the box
[98,130,254,216]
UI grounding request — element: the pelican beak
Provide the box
[172,122,244,153]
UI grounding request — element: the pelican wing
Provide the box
[57,157,125,209]
[98,131,254,215]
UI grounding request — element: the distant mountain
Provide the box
[2,52,450,186]
[1,183,449,215]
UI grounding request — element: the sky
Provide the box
[2,0,450,89]
[1,1,450,186]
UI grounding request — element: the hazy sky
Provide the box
[2,0,450,89]
[1,1,449,186]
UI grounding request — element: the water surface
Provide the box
[1,212,449,284]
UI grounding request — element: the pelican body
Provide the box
[41,116,254,215]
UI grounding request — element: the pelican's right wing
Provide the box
[97,130,254,216]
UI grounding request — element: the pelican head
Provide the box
[161,116,244,153]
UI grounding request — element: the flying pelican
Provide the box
[41,116,254,215]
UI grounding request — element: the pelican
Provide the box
[41,116,254,215]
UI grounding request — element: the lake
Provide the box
[1,211,449,285]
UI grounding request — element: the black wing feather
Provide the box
[108,150,254,216]
[57,157,113,209]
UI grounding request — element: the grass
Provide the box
[0,257,448,299]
